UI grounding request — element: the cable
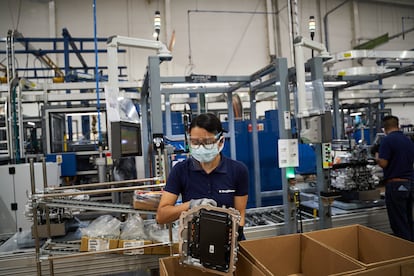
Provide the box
[93,0,102,144]
[223,0,262,75]
[24,52,29,78]
[7,0,15,30]
[186,10,195,75]
[186,4,285,76]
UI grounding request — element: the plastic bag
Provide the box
[0,230,34,252]
[80,215,121,239]
[120,214,147,240]
[145,222,178,243]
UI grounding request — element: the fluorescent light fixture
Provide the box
[350,112,362,116]
[27,121,36,126]
[169,83,230,89]
[274,81,347,87]
[324,81,347,87]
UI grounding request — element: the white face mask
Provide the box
[190,138,224,163]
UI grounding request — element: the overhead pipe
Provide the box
[93,0,103,144]
[265,0,276,58]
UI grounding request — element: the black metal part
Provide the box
[187,208,232,272]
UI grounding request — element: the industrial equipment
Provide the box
[330,139,379,192]
[0,161,60,237]
[178,204,240,275]
[110,121,142,160]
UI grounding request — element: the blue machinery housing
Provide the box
[165,110,317,208]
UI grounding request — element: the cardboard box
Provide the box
[346,263,400,276]
[80,236,118,252]
[346,258,414,276]
[151,242,179,255]
[118,239,152,255]
[401,258,414,276]
[133,191,162,210]
[159,252,261,276]
[159,256,217,276]
[32,222,66,238]
[118,239,179,255]
[303,224,414,268]
[239,233,364,276]
[235,252,266,276]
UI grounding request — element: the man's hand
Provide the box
[370,143,380,155]
[189,198,217,209]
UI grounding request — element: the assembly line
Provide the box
[1,1,414,275]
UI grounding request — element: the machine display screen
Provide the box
[111,121,142,159]
[120,125,141,155]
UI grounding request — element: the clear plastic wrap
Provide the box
[145,222,178,243]
[120,214,147,240]
[0,230,34,252]
[80,215,121,239]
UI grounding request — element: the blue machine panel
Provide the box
[163,111,185,135]
[296,144,316,175]
[46,153,77,177]
[353,128,372,145]
[223,110,284,208]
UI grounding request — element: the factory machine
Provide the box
[157,107,390,239]
[3,29,411,275]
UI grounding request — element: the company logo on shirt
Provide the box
[219,189,235,193]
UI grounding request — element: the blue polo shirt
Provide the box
[165,154,249,208]
[379,131,414,180]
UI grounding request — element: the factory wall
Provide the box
[1,0,414,119]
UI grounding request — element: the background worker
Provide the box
[375,115,414,241]
[156,113,249,240]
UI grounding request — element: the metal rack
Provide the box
[141,56,295,230]
[244,203,391,240]
[24,158,172,276]
[0,100,9,161]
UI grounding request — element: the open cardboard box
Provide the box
[303,224,414,269]
[346,257,414,276]
[160,253,266,276]
[235,251,268,276]
[159,256,217,276]
[239,233,364,276]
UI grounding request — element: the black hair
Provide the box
[382,115,399,130]
[189,113,224,135]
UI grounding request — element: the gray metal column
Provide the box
[332,88,341,139]
[148,56,164,135]
[164,93,172,138]
[309,56,332,229]
[226,91,237,160]
[274,58,294,234]
[249,89,262,207]
[367,100,374,144]
[140,75,150,178]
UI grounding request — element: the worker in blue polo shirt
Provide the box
[375,115,414,241]
[156,113,249,240]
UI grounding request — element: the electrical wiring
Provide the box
[185,1,287,76]
[7,0,22,31]
[223,0,262,75]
